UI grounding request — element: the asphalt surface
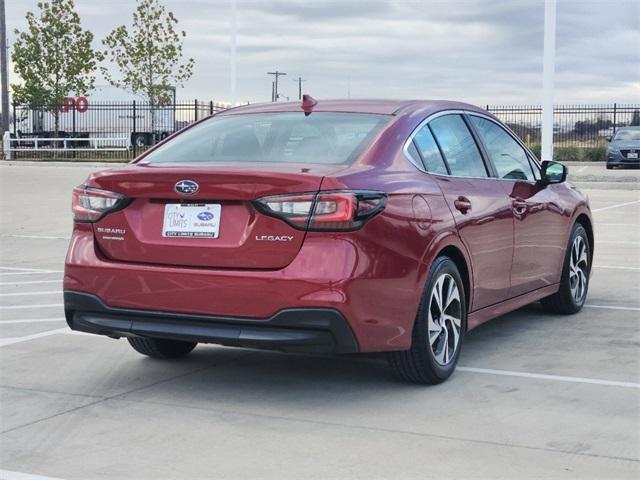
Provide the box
[0,161,638,479]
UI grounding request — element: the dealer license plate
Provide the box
[162,204,221,238]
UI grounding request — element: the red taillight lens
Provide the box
[72,186,128,222]
[254,190,386,231]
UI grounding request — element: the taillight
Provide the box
[254,190,386,231]
[72,186,128,222]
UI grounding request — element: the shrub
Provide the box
[553,146,581,162]
[582,146,606,162]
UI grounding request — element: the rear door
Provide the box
[87,164,334,269]
[413,114,514,311]
[468,113,567,296]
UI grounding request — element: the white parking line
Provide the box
[0,291,61,297]
[592,200,640,213]
[585,304,640,312]
[0,304,63,310]
[457,367,640,389]
[0,234,70,240]
[594,265,640,271]
[0,279,61,286]
[597,240,640,245]
[0,267,61,272]
[0,271,62,277]
[0,469,65,480]
[0,328,69,347]
[576,165,588,172]
[0,317,66,324]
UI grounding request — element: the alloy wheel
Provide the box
[569,235,589,303]
[427,273,463,366]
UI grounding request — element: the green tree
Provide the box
[102,0,194,137]
[11,0,99,135]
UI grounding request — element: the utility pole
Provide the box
[541,0,556,161]
[267,70,287,102]
[0,0,9,134]
[293,76,306,100]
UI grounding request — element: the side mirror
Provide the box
[540,160,567,184]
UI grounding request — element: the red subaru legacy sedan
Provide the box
[64,98,593,384]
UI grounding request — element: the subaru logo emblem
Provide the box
[197,211,214,221]
[175,180,199,195]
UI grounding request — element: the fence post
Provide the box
[72,103,77,159]
[613,103,617,135]
[132,100,137,159]
[210,100,213,115]
[12,102,16,136]
[194,99,198,122]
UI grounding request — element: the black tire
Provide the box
[388,256,467,385]
[541,223,591,314]
[127,337,197,359]
[606,164,613,170]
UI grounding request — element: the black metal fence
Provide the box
[5,101,640,161]
[7,100,227,161]
[487,103,640,161]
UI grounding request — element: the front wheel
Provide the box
[128,337,197,359]
[541,223,591,314]
[388,256,466,385]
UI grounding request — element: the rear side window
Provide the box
[429,115,488,178]
[142,112,390,165]
[413,126,448,175]
[470,115,535,181]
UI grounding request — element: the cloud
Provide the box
[5,0,640,105]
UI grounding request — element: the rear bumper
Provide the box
[64,291,359,354]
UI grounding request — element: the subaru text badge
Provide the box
[175,180,199,195]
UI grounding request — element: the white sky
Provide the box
[5,0,640,105]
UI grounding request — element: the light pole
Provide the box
[0,0,9,134]
[229,0,237,107]
[541,0,556,161]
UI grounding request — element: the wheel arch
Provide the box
[420,233,474,320]
[574,212,594,269]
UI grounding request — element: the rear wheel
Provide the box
[127,337,197,359]
[388,256,466,385]
[541,223,590,314]
[606,164,613,170]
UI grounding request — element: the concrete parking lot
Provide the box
[0,161,638,479]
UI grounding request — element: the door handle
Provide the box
[454,196,472,214]
[512,198,528,216]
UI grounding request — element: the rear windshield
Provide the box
[142,112,390,165]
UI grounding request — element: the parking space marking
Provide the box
[0,291,61,297]
[0,469,65,480]
[594,265,640,271]
[592,200,640,212]
[0,318,66,324]
[0,267,62,273]
[577,165,588,172]
[0,304,63,310]
[0,272,62,277]
[0,234,70,240]
[0,280,61,286]
[597,240,640,245]
[585,304,640,312]
[457,367,640,389]
[0,328,69,347]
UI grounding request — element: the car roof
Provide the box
[218,99,487,116]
